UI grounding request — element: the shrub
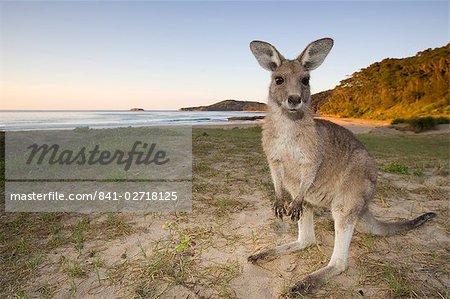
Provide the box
[435,117,450,124]
[391,118,406,125]
[408,117,436,132]
[390,116,450,132]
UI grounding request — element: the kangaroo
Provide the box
[247,38,437,295]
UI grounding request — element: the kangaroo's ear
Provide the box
[250,41,283,71]
[298,38,333,71]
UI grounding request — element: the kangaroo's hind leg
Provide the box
[248,204,316,263]
[290,199,360,294]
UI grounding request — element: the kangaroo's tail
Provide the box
[358,209,437,236]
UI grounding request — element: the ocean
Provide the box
[0,110,266,131]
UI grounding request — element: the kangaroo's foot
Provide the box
[290,263,346,295]
[248,241,314,263]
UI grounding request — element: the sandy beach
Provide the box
[1,121,448,298]
[198,116,450,135]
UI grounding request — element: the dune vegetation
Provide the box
[318,43,449,120]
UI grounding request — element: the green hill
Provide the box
[318,43,450,120]
[180,99,266,111]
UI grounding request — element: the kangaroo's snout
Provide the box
[287,95,303,107]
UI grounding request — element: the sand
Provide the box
[3,118,449,299]
[199,116,450,136]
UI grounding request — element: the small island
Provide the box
[129,108,144,111]
[180,100,267,112]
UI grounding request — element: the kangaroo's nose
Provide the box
[287,95,302,106]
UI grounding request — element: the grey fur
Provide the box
[247,38,436,295]
[298,38,334,70]
[250,41,284,71]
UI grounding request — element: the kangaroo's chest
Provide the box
[262,125,312,169]
[272,134,306,165]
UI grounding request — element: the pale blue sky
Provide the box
[0,1,448,110]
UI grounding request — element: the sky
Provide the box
[0,1,448,110]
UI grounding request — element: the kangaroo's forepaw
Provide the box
[287,200,303,222]
[273,200,286,219]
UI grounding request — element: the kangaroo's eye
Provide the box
[275,77,284,85]
[301,77,310,85]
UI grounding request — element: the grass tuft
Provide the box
[382,264,412,297]
[383,162,409,174]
